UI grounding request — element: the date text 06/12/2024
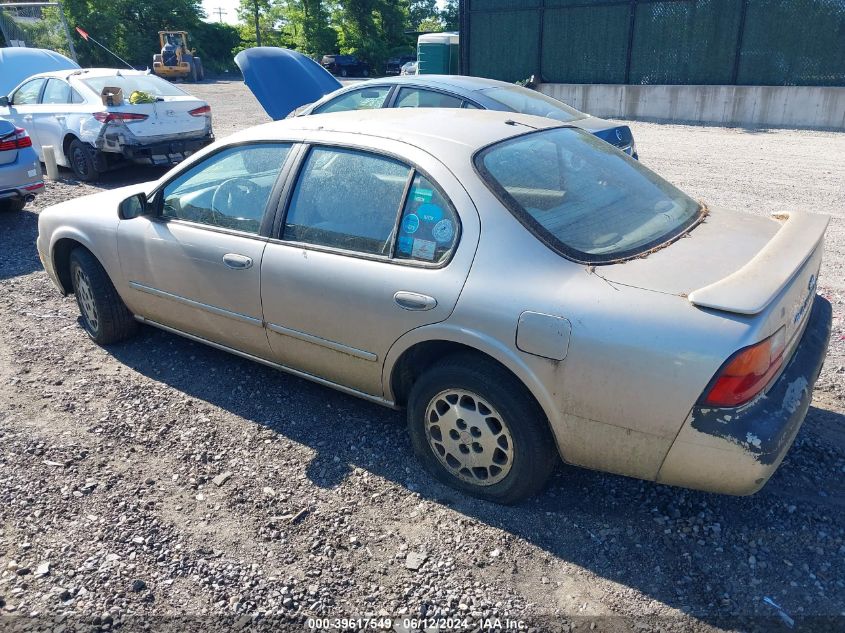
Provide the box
[306,617,529,630]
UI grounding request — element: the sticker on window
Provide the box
[418,203,443,223]
[412,187,433,203]
[411,238,436,261]
[397,235,414,254]
[402,213,420,234]
[432,219,454,243]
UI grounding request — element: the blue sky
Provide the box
[201,0,448,25]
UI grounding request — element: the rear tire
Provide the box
[69,248,137,345]
[407,353,558,504]
[68,139,101,182]
[340,68,348,78]
[0,198,26,212]
[194,57,204,81]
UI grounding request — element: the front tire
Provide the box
[407,353,558,504]
[68,139,101,182]
[69,248,137,345]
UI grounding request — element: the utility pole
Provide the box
[212,7,226,22]
[253,0,261,47]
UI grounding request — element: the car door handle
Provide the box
[394,291,437,311]
[222,253,253,269]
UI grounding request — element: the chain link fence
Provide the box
[0,1,77,60]
[461,0,845,86]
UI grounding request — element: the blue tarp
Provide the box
[0,48,79,95]
[235,47,341,121]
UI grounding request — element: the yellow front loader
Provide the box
[152,31,204,82]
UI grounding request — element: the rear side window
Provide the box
[313,87,390,114]
[476,127,702,263]
[12,78,45,105]
[41,79,71,104]
[394,87,463,109]
[284,147,410,255]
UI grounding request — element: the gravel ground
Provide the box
[1,80,844,633]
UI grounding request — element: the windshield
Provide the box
[476,127,702,263]
[81,74,186,98]
[480,86,585,123]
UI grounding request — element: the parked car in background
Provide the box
[37,109,831,503]
[0,118,43,212]
[386,55,416,76]
[0,69,214,182]
[236,49,638,158]
[320,54,371,78]
[400,61,418,76]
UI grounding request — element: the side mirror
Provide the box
[119,192,148,220]
[0,96,9,107]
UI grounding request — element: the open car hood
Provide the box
[235,47,341,121]
[0,48,79,96]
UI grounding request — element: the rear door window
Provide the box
[283,147,410,256]
[394,87,463,109]
[476,127,702,263]
[41,79,71,104]
[313,87,391,114]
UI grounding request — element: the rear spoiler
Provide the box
[688,212,829,315]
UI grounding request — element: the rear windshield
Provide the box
[476,127,702,263]
[81,74,186,98]
[480,86,585,123]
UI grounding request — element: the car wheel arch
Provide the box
[62,132,80,161]
[384,331,566,458]
[51,237,104,296]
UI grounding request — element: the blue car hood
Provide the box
[0,48,79,95]
[235,47,341,121]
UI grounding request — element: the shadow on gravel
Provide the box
[106,325,845,630]
[0,207,41,280]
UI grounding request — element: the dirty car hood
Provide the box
[235,47,342,121]
[597,207,779,299]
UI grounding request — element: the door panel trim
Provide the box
[129,281,262,326]
[266,321,378,362]
[136,316,397,408]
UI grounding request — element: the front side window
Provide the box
[480,86,585,123]
[394,87,463,109]
[313,87,390,114]
[161,143,292,234]
[12,78,46,105]
[284,147,410,256]
[477,127,702,263]
[41,79,71,105]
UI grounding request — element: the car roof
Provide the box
[30,68,160,81]
[231,108,564,156]
[349,74,515,93]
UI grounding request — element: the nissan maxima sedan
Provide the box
[37,109,831,503]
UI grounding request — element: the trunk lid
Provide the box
[111,96,209,139]
[598,208,829,344]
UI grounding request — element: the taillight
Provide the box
[0,127,33,151]
[189,105,211,117]
[702,328,787,407]
[93,112,149,123]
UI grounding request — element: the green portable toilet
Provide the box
[417,32,459,75]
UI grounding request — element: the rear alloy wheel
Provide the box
[361,68,369,77]
[340,68,348,77]
[407,353,558,504]
[68,139,101,182]
[69,248,137,345]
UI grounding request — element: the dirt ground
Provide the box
[1,79,844,633]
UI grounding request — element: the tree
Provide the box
[417,16,443,33]
[408,0,437,30]
[440,0,458,30]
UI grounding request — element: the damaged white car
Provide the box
[0,69,213,181]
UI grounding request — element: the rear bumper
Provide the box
[0,181,44,201]
[98,133,214,165]
[657,296,832,495]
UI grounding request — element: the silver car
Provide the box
[0,117,43,212]
[36,110,832,503]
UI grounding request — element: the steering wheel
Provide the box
[210,177,259,222]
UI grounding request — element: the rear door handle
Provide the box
[222,253,253,269]
[394,291,437,311]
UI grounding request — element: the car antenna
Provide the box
[504,119,538,129]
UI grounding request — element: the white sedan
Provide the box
[0,69,213,181]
